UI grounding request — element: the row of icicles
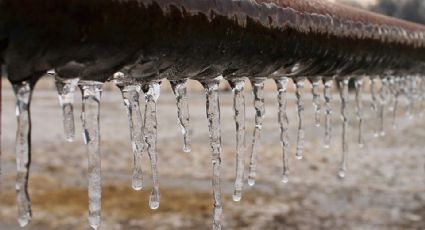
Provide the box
[7,73,425,230]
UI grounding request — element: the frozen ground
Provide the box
[1,78,425,230]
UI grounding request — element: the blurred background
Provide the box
[1,0,425,229]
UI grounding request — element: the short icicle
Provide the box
[323,77,333,148]
[354,76,364,147]
[338,78,350,179]
[247,78,265,186]
[275,77,290,183]
[117,83,145,191]
[310,77,322,127]
[55,77,79,142]
[79,81,104,230]
[12,81,33,227]
[294,78,306,160]
[170,79,192,153]
[200,77,223,230]
[370,77,380,137]
[228,78,246,201]
[142,81,161,210]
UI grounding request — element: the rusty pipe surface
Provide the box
[0,0,424,84]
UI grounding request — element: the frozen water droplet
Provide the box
[338,168,346,179]
[79,81,103,230]
[275,77,290,183]
[310,77,322,127]
[170,79,192,153]
[323,78,333,148]
[354,77,365,148]
[55,77,79,142]
[248,78,265,187]
[228,78,246,201]
[12,81,33,227]
[116,83,145,191]
[200,77,222,230]
[142,81,161,210]
[281,174,289,183]
[338,78,349,180]
[294,78,305,160]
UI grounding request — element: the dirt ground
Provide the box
[1,78,425,230]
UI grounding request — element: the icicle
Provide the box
[117,84,145,191]
[392,77,401,128]
[228,78,246,201]
[323,78,333,148]
[275,77,290,183]
[247,78,265,186]
[354,77,364,148]
[200,77,223,230]
[310,77,322,127]
[378,78,389,137]
[294,78,305,160]
[142,81,161,210]
[170,79,192,153]
[338,77,350,179]
[12,81,33,227]
[55,77,79,142]
[370,77,380,137]
[79,81,103,230]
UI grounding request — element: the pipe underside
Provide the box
[0,0,424,83]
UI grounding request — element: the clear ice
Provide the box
[142,81,161,210]
[370,77,380,137]
[294,78,305,160]
[275,77,290,183]
[170,79,192,153]
[338,78,349,179]
[12,81,33,227]
[228,78,246,201]
[55,77,79,142]
[247,78,265,186]
[80,81,103,230]
[311,77,322,127]
[354,77,364,147]
[323,78,333,148]
[117,83,145,191]
[200,77,223,230]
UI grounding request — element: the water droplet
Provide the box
[142,81,162,210]
[248,78,265,187]
[323,78,333,148]
[338,78,349,179]
[228,78,246,202]
[55,77,79,142]
[12,81,33,227]
[79,81,103,230]
[170,79,192,153]
[200,77,222,230]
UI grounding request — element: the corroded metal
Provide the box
[0,0,424,83]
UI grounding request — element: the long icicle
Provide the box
[200,77,222,230]
[338,78,349,179]
[354,76,364,148]
[392,77,401,128]
[80,81,103,230]
[117,84,145,190]
[323,77,333,148]
[55,77,79,142]
[12,81,33,227]
[275,77,290,183]
[228,78,246,202]
[247,78,265,186]
[310,77,322,127]
[379,77,388,136]
[294,78,305,160]
[142,81,161,210]
[170,79,192,153]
